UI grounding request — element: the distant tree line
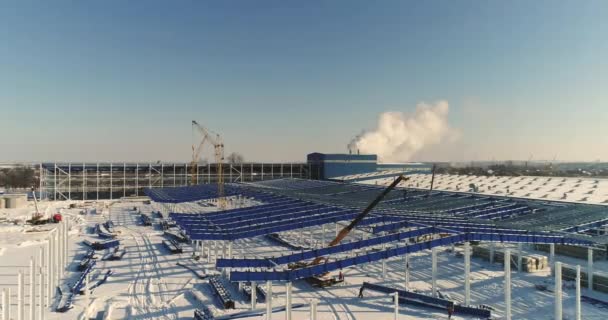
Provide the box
[436,162,608,178]
[0,166,37,189]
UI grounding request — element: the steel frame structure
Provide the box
[40,162,310,200]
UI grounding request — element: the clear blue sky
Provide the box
[1,1,606,162]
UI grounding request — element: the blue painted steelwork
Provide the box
[362,282,491,318]
[172,204,329,229]
[371,218,493,234]
[182,208,356,233]
[229,235,464,281]
[217,226,434,268]
[251,178,339,190]
[193,198,303,220]
[187,214,402,241]
[176,206,343,228]
[72,260,97,293]
[144,183,276,203]
[453,202,514,216]
[228,232,594,281]
[217,225,590,269]
[467,233,595,245]
[474,206,533,220]
[445,201,503,215]
[561,218,608,233]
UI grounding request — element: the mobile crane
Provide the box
[299,174,409,286]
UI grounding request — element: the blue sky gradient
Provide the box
[1,1,606,162]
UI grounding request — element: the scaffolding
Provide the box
[40,162,310,200]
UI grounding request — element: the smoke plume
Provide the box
[353,100,456,162]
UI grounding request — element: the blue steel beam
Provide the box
[145,184,276,203]
[467,233,596,245]
[458,203,521,218]
[463,203,519,215]
[176,207,342,232]
[181,208,357,233]
[372,219,494,234]
[228,232,595,281]
[445,201,504,215]
[216,226,435,268]
[474,206,532,220]
[188,214,403,241]
[204,202,318,223]
[194,199,305,219]
[229,235,464,281]
[172,198,302,221]
[217,225,587,269]
[561,218,608,233]
[433,225,538,235]
[172,204,330,228]
[173,203,338,223]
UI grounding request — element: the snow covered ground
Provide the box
[351,174,608,205]
[2,199,608,319]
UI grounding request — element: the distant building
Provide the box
[307,152,432,180]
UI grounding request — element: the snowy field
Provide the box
[348,173,608,205]
[2,200,608,319]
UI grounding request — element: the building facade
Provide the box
[40,162,310,200]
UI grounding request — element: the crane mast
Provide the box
[191,120,226,209]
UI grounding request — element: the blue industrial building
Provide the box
[307,152,432,180]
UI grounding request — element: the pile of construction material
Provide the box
[241,282,266,303]
[535,244,607,260]
[362,282,492,318]
[162,239,183,254]
[209,276,235,309]
[472,245,548,272]
[561,265,608,293]
[0,194,27,209]
[194,307,214,320]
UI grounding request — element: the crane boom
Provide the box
[309,174,409,265]
[191,120,226,209]
[428,163,437,197]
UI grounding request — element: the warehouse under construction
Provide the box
[1,121,608,320]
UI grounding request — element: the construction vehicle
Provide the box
[296,175,410,286]
[191,121,226,209]
[310,174,409,264]
[27,187,49,225]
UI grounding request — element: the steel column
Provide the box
[431,247,437,297]
[251,281,257,309]
[588,248,593,291]
[576,265,581,320]
[504,249,511,320]
[285,282,292,320]
[464,241,471,306]
[266,281,272,320]
[555,262,562,320]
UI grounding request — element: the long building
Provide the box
[39,153,431,201]
[40,162,309,200]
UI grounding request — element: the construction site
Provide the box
[1,120,608,320]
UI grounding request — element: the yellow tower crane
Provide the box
[191,120,226,209]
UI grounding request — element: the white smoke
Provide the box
[353,100,456,162]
